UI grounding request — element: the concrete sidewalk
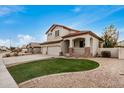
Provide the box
[0,59,18,88]
[0,53,18,88]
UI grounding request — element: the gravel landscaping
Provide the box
[18,58,124,88]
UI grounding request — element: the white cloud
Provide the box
[41,35,47,43]
[0,34,39,47]
[72,6,82,12]
[17,34,36,45]
[0,6,25,16]
[0,39,10,47]
[69,6,124,29]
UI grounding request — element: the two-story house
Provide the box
[40,24,103,57]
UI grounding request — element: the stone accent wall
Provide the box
[84,47,91,57]
[69,48,73,56]
[73,48,85,56]
[69,47,91,57]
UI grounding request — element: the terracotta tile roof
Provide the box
[45,24,80,34]
[62,31,103,41]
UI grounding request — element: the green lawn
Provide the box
[7,58,99,84]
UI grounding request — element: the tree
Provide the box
[102,25,119,48]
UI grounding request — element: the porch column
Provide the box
[69,39,73,56]
[85,37,90,47]
[85,37,91,57]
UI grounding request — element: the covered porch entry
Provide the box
[63,36,93,57]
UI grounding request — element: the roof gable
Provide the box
[45,24,80,34]
[45,24,103,41]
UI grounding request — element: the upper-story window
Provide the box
[55,30,59,37]
[48,33,52,36]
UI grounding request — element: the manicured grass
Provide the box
[7,58,99,83]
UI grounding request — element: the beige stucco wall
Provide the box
[47,26,70,41]
[98,48,119,58]
[92,37,99,56]
[42,47,47,55]
[61,41,69,55]
[119,48,124,59]
[33,48,41,54]
[47,26,80,42]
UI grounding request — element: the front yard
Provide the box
[7,58,99,83]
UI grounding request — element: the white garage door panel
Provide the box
[42,47,47,55]
[48,46,60,56]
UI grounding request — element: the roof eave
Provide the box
[40,40,63,45]
[62,31,103,41]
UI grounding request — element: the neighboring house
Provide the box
[118,40,124,47]
[21,45,28,53]
[40,24,103,57]
[27,42,41,54]
[0,46,8,52]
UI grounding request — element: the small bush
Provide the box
[5,54,10,57]
[24,51,27,53]
[13,52,18,56]
[101,51,111,58]
[59,52,63,56]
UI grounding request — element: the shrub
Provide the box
[5,53,10,57]
[101,51,111,58]
[59,52,63,56]
[24,51,27,53]
[13,52,18,56]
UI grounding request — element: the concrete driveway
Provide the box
[19,58,124,88]
[3,54,54,67]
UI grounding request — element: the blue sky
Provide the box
[0,5,124,47]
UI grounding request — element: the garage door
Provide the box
[48,46,61,56]
[42,47,47,55]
